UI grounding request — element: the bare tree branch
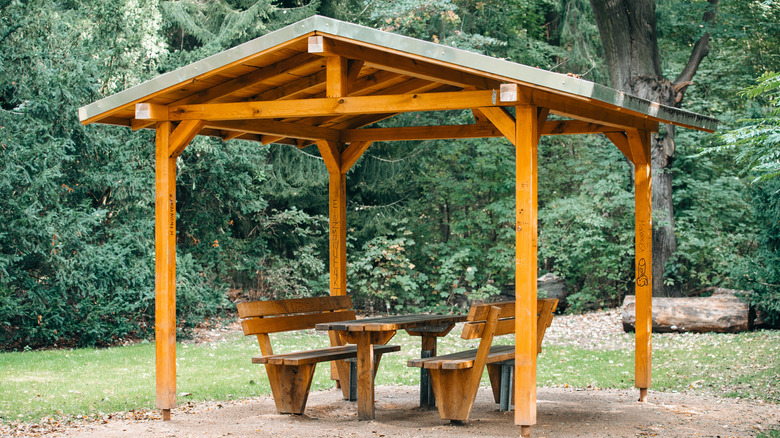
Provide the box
[673,0,719,89]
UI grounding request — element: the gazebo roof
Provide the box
[78,15,717,145]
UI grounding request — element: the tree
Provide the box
[589,0,718,296]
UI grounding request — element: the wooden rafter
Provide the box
[309,36,499,90]
[171,53,321,106]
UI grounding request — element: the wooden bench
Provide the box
[407,299,557,422]
[237,296,400,415]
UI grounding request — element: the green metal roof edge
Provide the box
[78,15,718,132]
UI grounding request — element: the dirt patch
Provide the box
[28,386,778,438]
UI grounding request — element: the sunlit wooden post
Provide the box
[328,170,348,296]
[514,104,539,436]
[629,129,653,401]
[154,121,177,420]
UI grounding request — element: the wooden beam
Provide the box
[137,103,168,122]
[514,105,539,429]
[79,35,309,126]
[532,91,658,131]
[168,89,519,122]
[256,71,405,145]
[204,120,340,142]
[340,141,373,171]
[536,108,550,143]
[626,129,652,165]
[605,132,634,162]
[479,107,516,144]
[632,133,652,401]
[168,120,205,158]
[131,119,155,131]
[221,130,245,141]
[347,59,365,87]
[154,121,177,417]
[544,120,623,135]
[308,35,498,90]
[341,124,502,142]
[316,140,342,174]
[252,70,327,102]
[472,109,489,124]
[326,56,349,98]
[170,52,321,106]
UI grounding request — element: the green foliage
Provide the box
[0,0,168,349]
[0,0,327,349]
[731,179,780,324]
[538,137,634,310]
[349,223,428,312]
[719,72,780,182]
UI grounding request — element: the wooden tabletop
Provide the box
[315,314,467,332]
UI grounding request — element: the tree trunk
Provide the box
[590,0,717,296]
[621,294,750,333]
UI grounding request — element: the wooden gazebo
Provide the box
[78,15,717,434]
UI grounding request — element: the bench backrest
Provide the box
[237,296,356,355]
[460,298,558,352]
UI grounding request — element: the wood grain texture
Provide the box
[514,105,538,427]
[237,295,352,318]
[241,309,355,335]
[633,157,653,391]
[154,121,177,411]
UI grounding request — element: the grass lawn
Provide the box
[1,325,778,423]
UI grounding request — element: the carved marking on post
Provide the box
[168,195,175,236]
[636,258,649,287]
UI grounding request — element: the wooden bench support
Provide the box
[266,363,316,414]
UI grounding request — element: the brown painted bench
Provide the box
[237,296,400,415]
[407,298,557,422]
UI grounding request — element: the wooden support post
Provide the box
[631,130,653,401]
[514,105,540,428]
[154,121,177,419]
[328,171,347,296]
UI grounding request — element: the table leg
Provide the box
[356,332,375,420]
[420,334,437,408]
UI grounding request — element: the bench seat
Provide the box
[254,344,401,366]
[408,344,514,370]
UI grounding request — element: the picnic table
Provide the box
[316,313,467,420]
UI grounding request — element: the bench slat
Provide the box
[408,344,515,370]
[461,318,516,339]
[467,300,516,321]
[241,309,356,335]
[237,295,353,318]
[461,298,559,339]
[253,344,401,366]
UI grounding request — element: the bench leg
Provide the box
[486,364,502,404]
[500,363,513,411]
[334,359,352,400]
[428,368,479,422]
[349,361,358,401]
[264,363,316,415]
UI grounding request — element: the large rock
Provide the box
[537,273,567,310]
